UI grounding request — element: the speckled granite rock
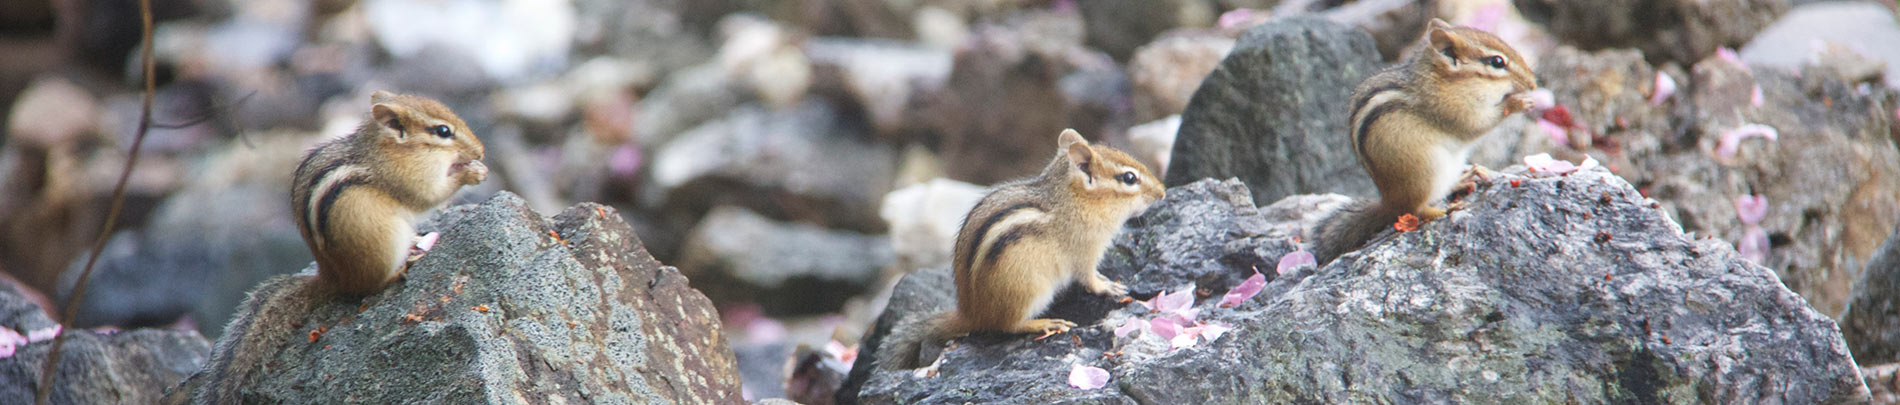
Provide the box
[1526,46,1900,318]
[1843,222,1900,365]
[169,192,743,403]
[1515,0,1790,65]
[843,170,1867,403]
[0,279,210,404]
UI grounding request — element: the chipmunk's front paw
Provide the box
[1088,278,1129,297]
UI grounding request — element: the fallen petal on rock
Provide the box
[1735,195,1769,224]
[1069,364,1110,390]
[1649,72,1676,105]
[1717,124,1780,158]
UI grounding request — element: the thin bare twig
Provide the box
[36,0,156,402]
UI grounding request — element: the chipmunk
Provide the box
[290,90,488,294]
[169,91,486,404]
[882,129,1165,370]
[1310,19,1536,265]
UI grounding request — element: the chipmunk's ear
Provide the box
[1060,129,1097,179]
[371,100,409,139]
[1427,19,1460,54]
[370,90,396,104]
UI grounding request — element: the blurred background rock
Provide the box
[0,0,1895,402]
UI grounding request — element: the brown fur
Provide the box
[884,129,1164,369]
[1315,19,1535,265]
[290,91,486,295]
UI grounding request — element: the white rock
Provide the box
[879,179,987,272]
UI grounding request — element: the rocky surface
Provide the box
[1739,1,1900,90]
[1526,45,1900,318]
[1843,222,1900,366]
[1514,0,1790,65]
[1869,362,1900,403]
[926,10,1130,185]
[1127,33,1233,124]
[57,136,313,337]
[168,193,743,403]
[844,172,1868,403]
[647,100,897,235]
[0,278,211,404]
[677,206,895,316]
[1163,17,1384,205]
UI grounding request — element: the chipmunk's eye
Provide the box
[1116,171,1139,186]
[431,125,453,138]
[1484,55,1507,69]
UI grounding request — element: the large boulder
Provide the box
[924,10,1130,185]
[1162,17,1383,206]
[1526,46,1900,317]
[1739,1,1900,89]
[844,170,1867,403]
[1843,223,1900,365]
[1514,0,1790,65]
[168,192,743,403]
[676,205,895,316]
[0,278,211,403]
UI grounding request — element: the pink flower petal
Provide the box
[26,325,60,343]
[414,232,440,252]
[1113,318,1148,338]
[609,145,643,176]
[1150,317,1181,341]
[1069,364,1110,390]
[1527,89,1556,111]
[1717,124,1779,158]
[1171,327,1201,349]
[1739,226,1769,264]
[1217,273,1265,308]
[1153,288,1195,315]
[1750,85,1764,107]
[1467,4,1507,33]
[1275,250,1316,275]
[1537,118,1570,147]
[1218,9,1260,30]
[1735,195,1768,224]
[0,343,13,359]
[1649,72,1676,105]
[1198,322,1234,342]
[0,328,23,347]
[1716,47,1742,65]
[1523,153,1598,175]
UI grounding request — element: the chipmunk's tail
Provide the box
[170,274,328,404]
[878,311,967,370]
[1311,199,1405,266]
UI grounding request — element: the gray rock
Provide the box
[1077,0,1215,61]
[677,206,894,316]
[1163,17,1384,206]
[0,279,211,404]
[569,0,715,75]
[1514,0,1790,65]
[647,99,897,234]
[1127,32,1233,124]
[1529,45,1900,317]
[926,11,1120,184]
[1739,1,1900,89]
[59,184,309,336]
[634,65,746,148]
[803,37,953,139]
[170,193,743,403]
[844,169,1868,403]
[1843,222,1900,365]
